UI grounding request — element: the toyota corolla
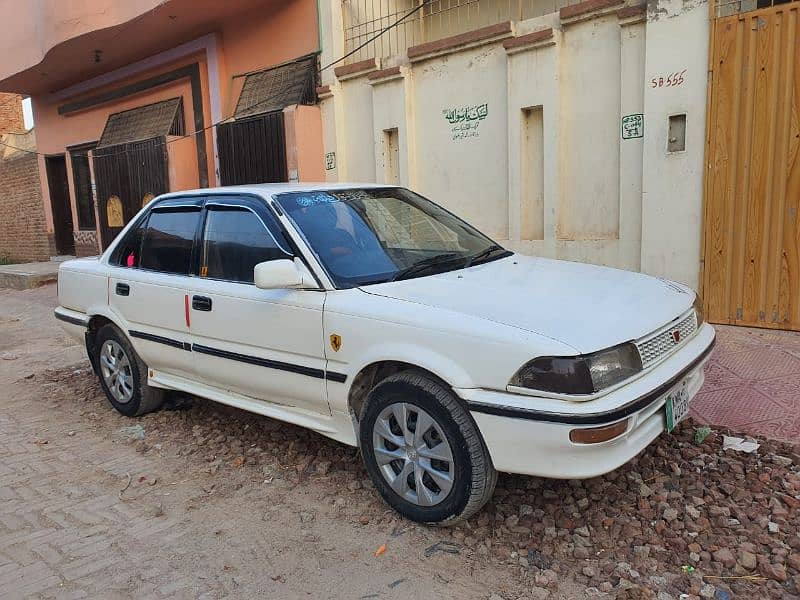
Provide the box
[55,184,715,524]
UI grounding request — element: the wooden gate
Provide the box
[93,138,169,248]
[703,0,800,330]
[216,111,288,186]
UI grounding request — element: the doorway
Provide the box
[44,155,75,256]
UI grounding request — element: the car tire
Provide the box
[359,372,497,525]
[94,323,165,417]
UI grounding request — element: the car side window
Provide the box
[200,207,288,283]
[111,219,146,268]
[139,208,201,275]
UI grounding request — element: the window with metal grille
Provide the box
[69,143,97,230]
[97,97,184,149]
[233,55,317,119]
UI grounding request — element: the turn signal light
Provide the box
[569,420,629,444]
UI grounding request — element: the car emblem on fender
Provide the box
[330,334,342,352]
[671,330,681,344]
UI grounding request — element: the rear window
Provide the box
[139,208,201,275]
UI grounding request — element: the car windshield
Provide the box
[275,187,510,288]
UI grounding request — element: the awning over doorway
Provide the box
[233,55,316,119]
[96,97,184,149]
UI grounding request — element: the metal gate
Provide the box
[702,0,800,330]
[93,138,169,248]
[216,111,288,186]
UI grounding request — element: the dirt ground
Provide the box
[2,284,799,600]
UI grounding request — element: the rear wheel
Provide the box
[94,324,164,417]
[359,372,497,525]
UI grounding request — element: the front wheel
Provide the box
[359,372,497,525]
[94,324,164,417]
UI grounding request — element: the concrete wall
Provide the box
[640,0,709,289]
[320,0,711,289]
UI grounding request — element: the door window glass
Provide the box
[111,220,146,268]
[200,208,288,283]
[139,208,201,275]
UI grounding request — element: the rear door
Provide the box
[108,197,204,379]
[187,195,329,414]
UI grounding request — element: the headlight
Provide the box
[693,293,705,328]
[509,343,643,395]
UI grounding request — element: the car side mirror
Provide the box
[254,259,315,290]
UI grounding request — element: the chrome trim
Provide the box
[54,309,89,328]
[505,308,702,402]
[635,309,698,370]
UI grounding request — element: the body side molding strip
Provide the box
[127,332,348,383]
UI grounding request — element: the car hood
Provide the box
[360,255,694,354]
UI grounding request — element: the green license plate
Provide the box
[665,380,690,433]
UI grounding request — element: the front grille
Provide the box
[636,311,698,369]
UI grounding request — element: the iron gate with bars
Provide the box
[216,111,288,186]
[93,138,169,248]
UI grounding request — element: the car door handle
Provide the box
[115,283,130,296]
[192,295,212,311]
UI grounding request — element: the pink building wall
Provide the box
[0,0,323,253]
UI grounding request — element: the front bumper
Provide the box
[456,323,716,478]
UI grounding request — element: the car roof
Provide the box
[157,182,396,200]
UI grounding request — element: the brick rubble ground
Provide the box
[25,365,800,600]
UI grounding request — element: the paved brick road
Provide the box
[0,286,513,600]
[2,285,800,599]
[0,404,200,599]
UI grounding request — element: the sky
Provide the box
[22,97,33,130]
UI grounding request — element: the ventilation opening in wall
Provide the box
[667,114,687,153]
[382,128,400,185]
[521,106,544,241]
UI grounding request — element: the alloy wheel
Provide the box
[99,340,134,404]
[371,402,455,507]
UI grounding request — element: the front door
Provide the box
[703,0,800,330]
[187,195,328,414]
[45,155,75,256]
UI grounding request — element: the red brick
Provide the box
[0,93,25,134]
[502,28,554,51]
[560,0,625,21]
[0,143,50,262]
[333,58,378,79]
[408,22,513,59]
[367,66,402,81]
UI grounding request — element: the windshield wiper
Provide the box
[465,244,508,268]
[390,252,465,282]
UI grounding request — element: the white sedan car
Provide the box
[56,184,715,524]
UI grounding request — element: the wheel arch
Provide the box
[347,360,463,426]
[84,309,126,374]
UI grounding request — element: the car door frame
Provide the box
[186,193,333,415]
